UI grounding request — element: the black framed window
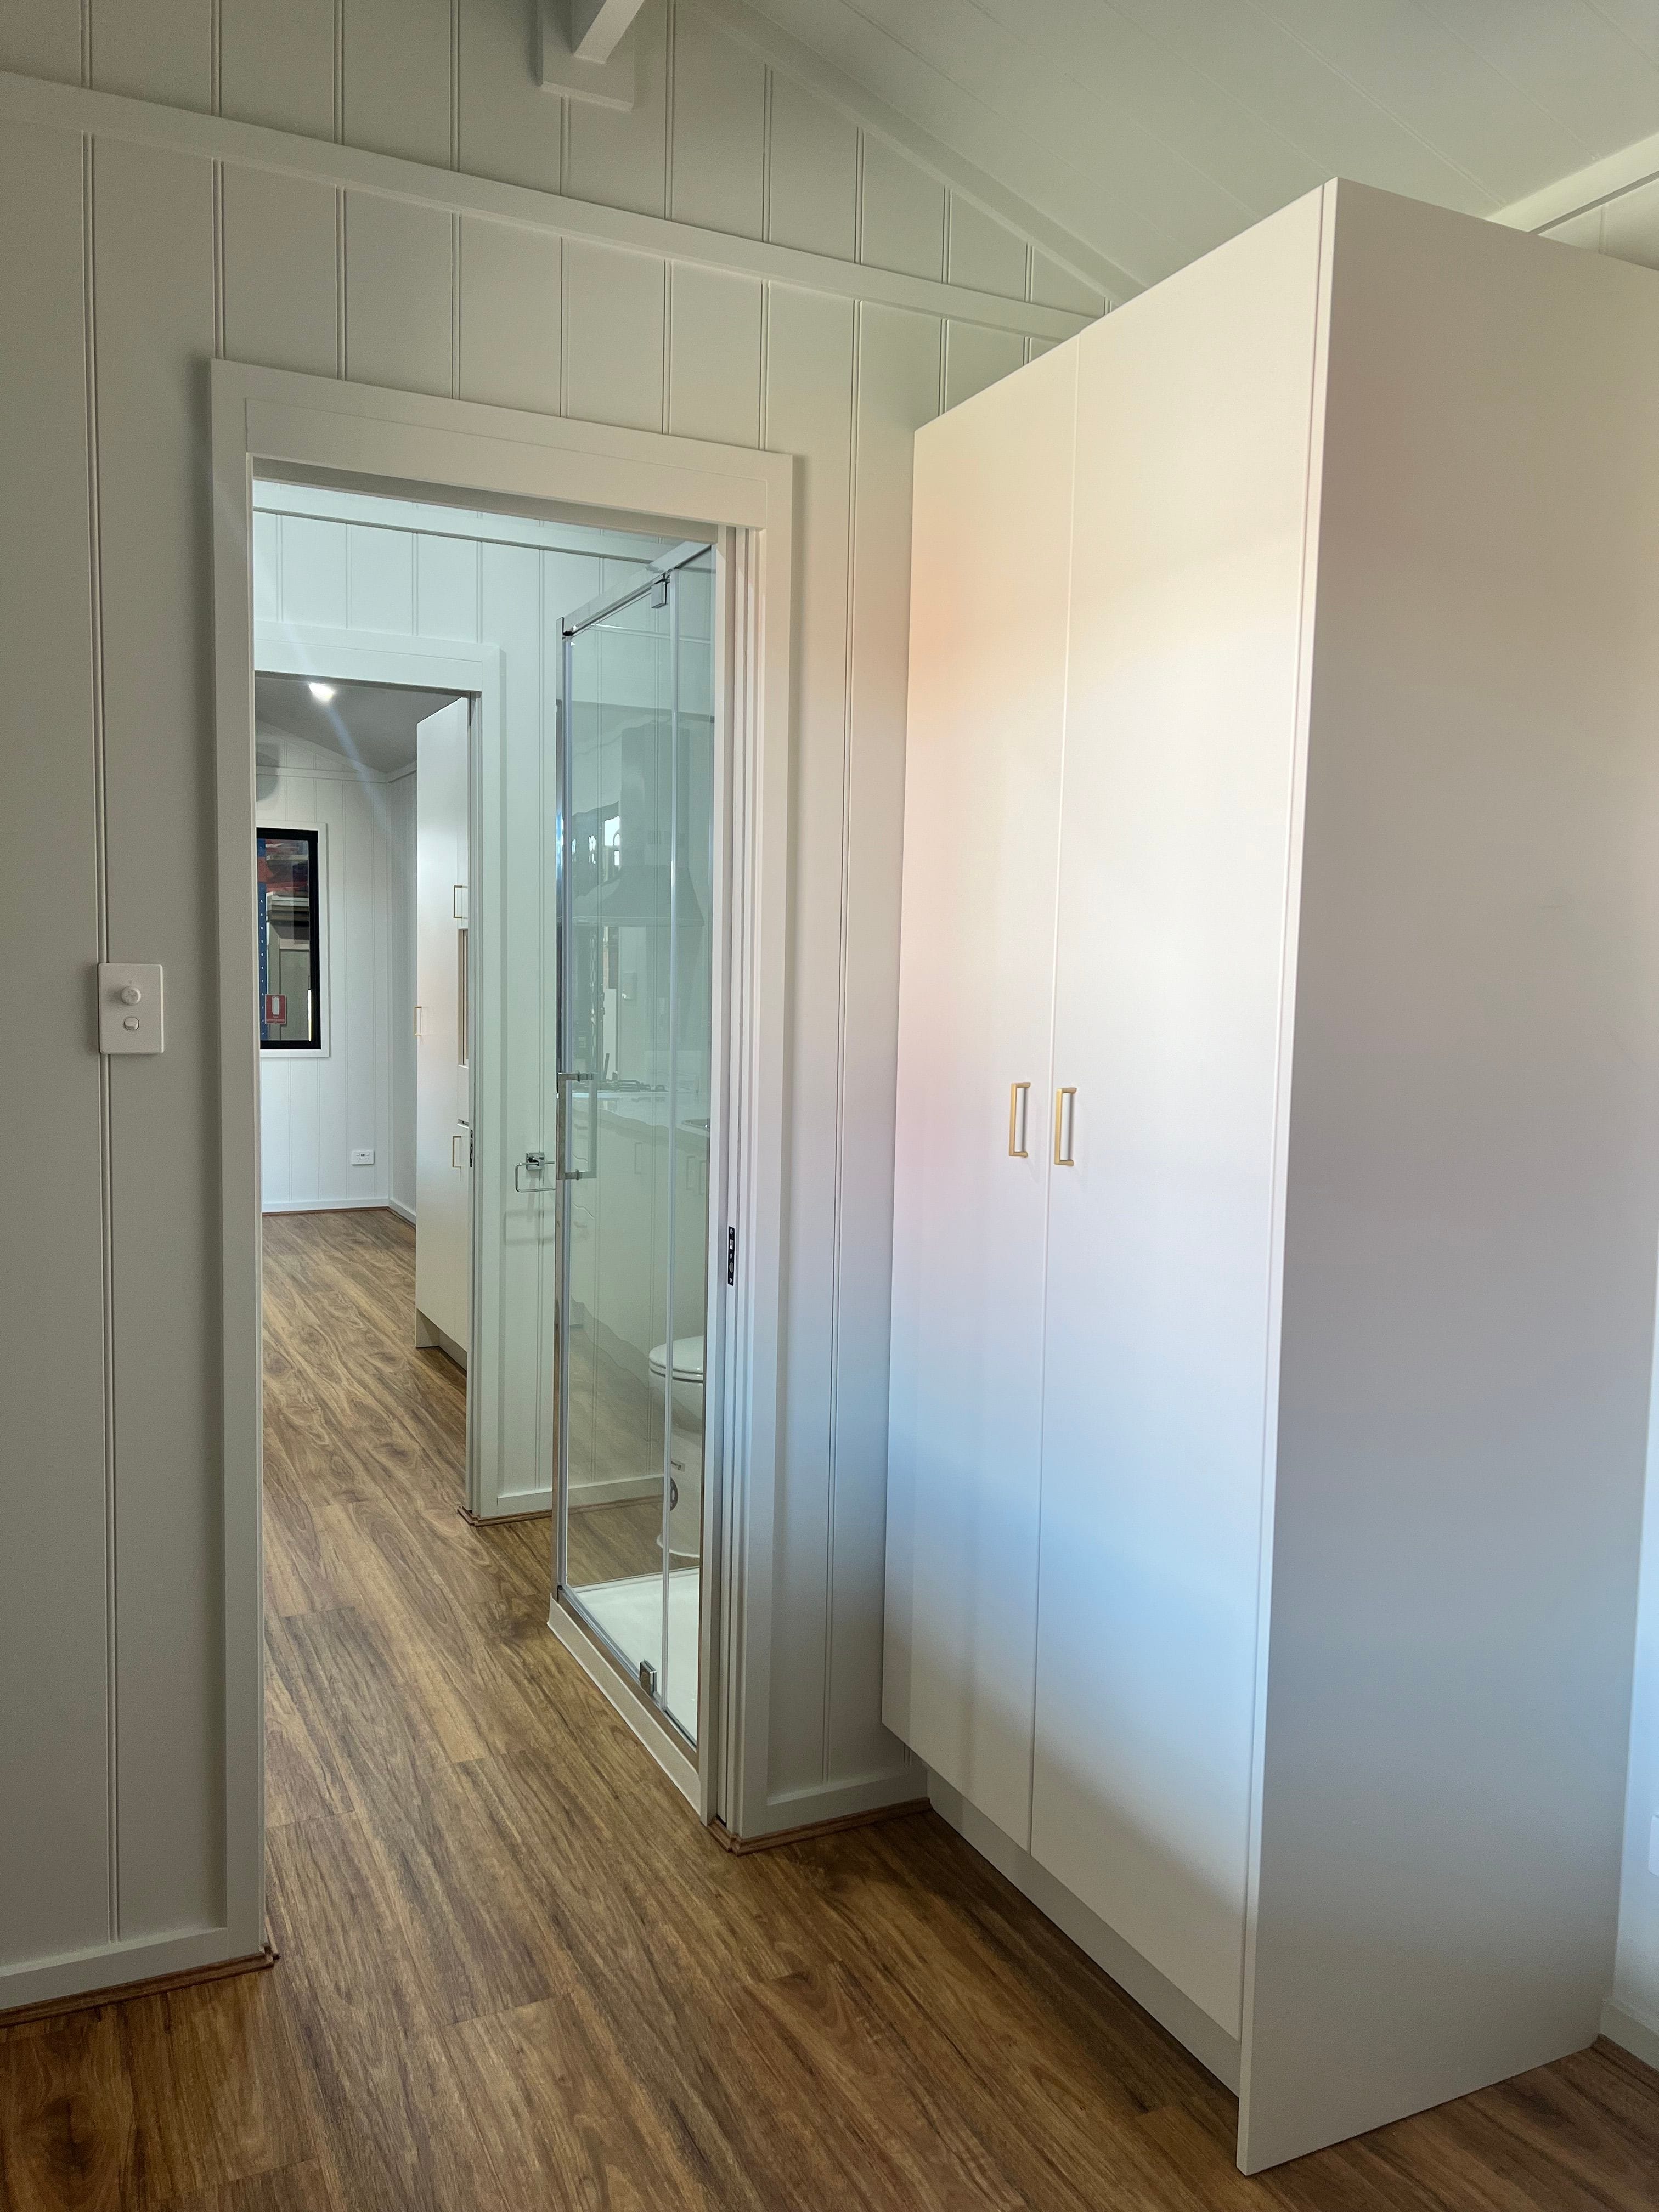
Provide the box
[257,828,322,1049]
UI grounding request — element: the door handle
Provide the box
[1008,1082,1030,1158]
[1054,1087,1077,1167]
[560,1073,599,1180]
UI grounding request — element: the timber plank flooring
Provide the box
[3,1211,1657,2210]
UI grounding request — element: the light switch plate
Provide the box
[98,962,165,1054]
[351,1147,375,1166]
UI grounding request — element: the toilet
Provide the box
[648,1334,704,1561]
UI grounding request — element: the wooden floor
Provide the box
[4,1206,1658,2209]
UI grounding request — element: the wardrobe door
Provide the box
[884,344,1077,1848]
[1029,193,1324,2029]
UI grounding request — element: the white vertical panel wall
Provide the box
[0,0,1101,1998]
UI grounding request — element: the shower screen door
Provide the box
[556,545,716,1747]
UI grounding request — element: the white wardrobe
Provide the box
[885,179,1659,2172]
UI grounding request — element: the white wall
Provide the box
[256,730,407,1213]
[0,0,1094,2001]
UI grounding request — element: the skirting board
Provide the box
[928,1774,1243,2094]
[0,1945,276,2029]
[459,1502,551,1527]
[709,1801,928,1854]
[388,1197,416,1224]
[1602,1997,1659,2075]
[568,1474,661,1508]
[0,1925,269,2017]
[261,1197,394,1214]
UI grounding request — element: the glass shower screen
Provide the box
[556,546,715,1746]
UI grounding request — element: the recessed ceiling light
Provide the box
[308,681,336,703]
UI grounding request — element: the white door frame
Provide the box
[212,363,795,1940]
[252,621,505,1519]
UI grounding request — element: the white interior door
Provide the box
[883,345,1079,1849]
[1028,194,1323,2036]
[415,699,472,1355]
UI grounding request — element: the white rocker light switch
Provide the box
[98,962,165,1054]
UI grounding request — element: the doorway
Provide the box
[249,471,730,1817]
[211,365,797,1925]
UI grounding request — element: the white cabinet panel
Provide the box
[1029,193,1324,2034]
[416,701,472,1352]
[885,342,1077,1848]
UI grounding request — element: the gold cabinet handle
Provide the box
[1054,1086,1077,1166]
[1008,1081,1030,1158]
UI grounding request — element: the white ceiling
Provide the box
[727,0,1659,294]
[254,674,467,777]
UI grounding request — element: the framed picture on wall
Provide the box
[256,827,323,1049]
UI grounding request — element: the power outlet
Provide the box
[350,1147,375,1166]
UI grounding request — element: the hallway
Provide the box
[1,1207,1656,2208]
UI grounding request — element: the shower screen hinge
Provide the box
[638,1660,658,1697]
[651,576,668,609]
[726,1226,736,1287]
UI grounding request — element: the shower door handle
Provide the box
[559,1073,599,1181]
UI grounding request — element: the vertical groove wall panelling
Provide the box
[564,240,669,432]
[89,0,213,112]
[830,303,943,1784]
[343,191,456,398]
[946,191,1030,301]
[218,0,336,139]
[92,136,223,1942]
[668,265,763,448]
[564,0,669,217]
[0,115,113,1971]
[669,4,765,238]
[763,283,857,1799]
[0,0,84,83]
[347,522,416,634]
[456,216,563,417]
[457,0,562,195]
[859,135,948,283]
[341,0,453,166]
[765,70,859,261]
[221,166,339,377]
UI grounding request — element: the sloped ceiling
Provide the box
[715,0,1659,295]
